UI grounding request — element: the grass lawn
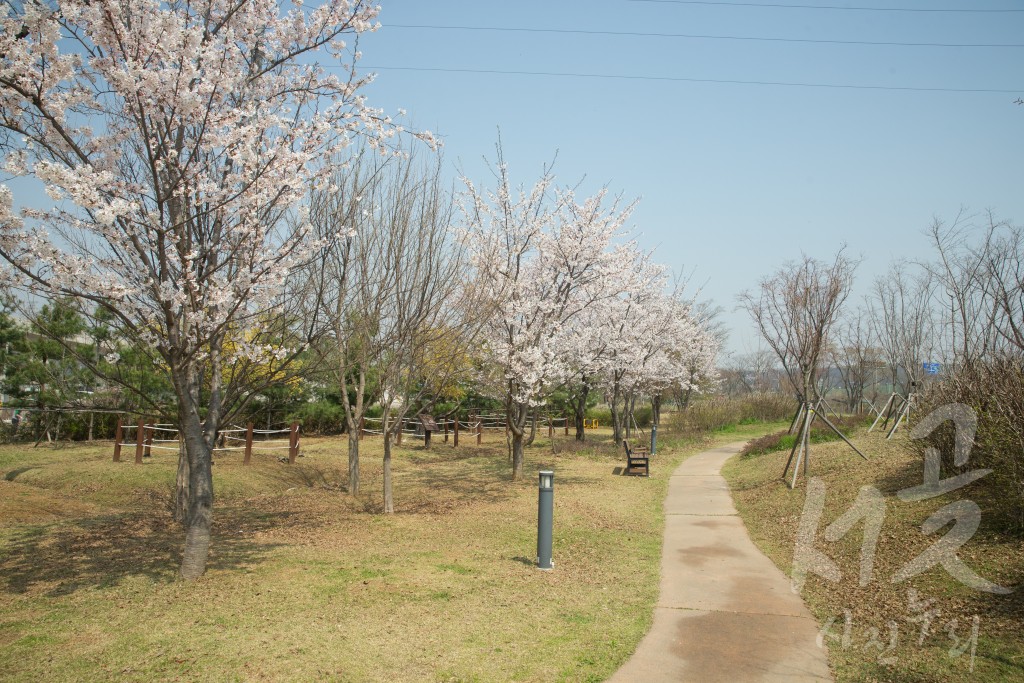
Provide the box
[722,427,1024,682]
[0,422,774,682]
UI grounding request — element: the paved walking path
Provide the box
[609,442,833,683]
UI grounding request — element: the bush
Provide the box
[916,356,1024,536]
[583,405,652,430]
[740,414,864,458]
[287,400,346,436]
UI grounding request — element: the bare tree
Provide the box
[917,212,1024,531]
[738,250,858,403]
[868,262,939,396]
[925,211,1024,363]
[310,146,469,510]
[830,307,882,412]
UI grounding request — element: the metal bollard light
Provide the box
[650,424,657,456]
[537,470,554,570]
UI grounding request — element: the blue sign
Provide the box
[923,362,940,375]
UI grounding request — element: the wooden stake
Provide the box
[134,418,144,464]
[143,425,153,458]
[288,422,299,464]
[453,414,460,447]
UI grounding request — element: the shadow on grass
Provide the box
[0,504,304,597]
[4,466,39,482]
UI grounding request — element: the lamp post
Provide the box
[537,470,554,570]
[650,423,657,456]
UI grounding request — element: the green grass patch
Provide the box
[0,424,754,682]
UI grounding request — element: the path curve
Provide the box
[609,442,833,682]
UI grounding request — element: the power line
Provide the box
[386,23,1024,49]
[628,1,1024,12]
[360,64,1023,94]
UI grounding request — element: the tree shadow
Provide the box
[0,505,299,597]
[394,460,518,514]
[4,466,39,481]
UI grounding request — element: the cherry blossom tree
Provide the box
[461,152,640,480]
[0,0,423,579]
[601,287,716,442]
[560,246,661,441]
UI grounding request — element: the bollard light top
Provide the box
[538,470,554,490]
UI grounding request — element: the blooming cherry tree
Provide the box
[0,0,422,579]
[461,153,640,479]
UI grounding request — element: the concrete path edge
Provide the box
[608,442,833,682]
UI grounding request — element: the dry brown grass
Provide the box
[723,430,1024,682]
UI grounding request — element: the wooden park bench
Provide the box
[622,439,650,477]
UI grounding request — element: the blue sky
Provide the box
[356,0,1024,355]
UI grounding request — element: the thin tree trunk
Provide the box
[509,402,527,480]
[347,429,359,495]
[610,379,624,443]
[573,378,589,442]
[383,431,394,514]
[342,367,365,495]
[525,407,538,447]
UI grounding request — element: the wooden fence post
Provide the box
[444,417,449,443]
[548,417,553,438]
[476,417,482,446]
[288,422,299,464]
[453,413,460,447]
[143,425,153,458]
[359,416,365,441]
[244,423,253,465]
[134,419,144,464]
[396,417,403,446]
[113,418,123,462]
[564,415,569,436]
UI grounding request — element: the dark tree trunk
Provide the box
[610,380,624,443]
[525,407,538,447]
[651,394,662,427]
[508,402,528,480]
[573,377,590,442]
[511,430,525,480]
[347,429,359,495]
[622,393,630,440]
[173,440,189,526]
